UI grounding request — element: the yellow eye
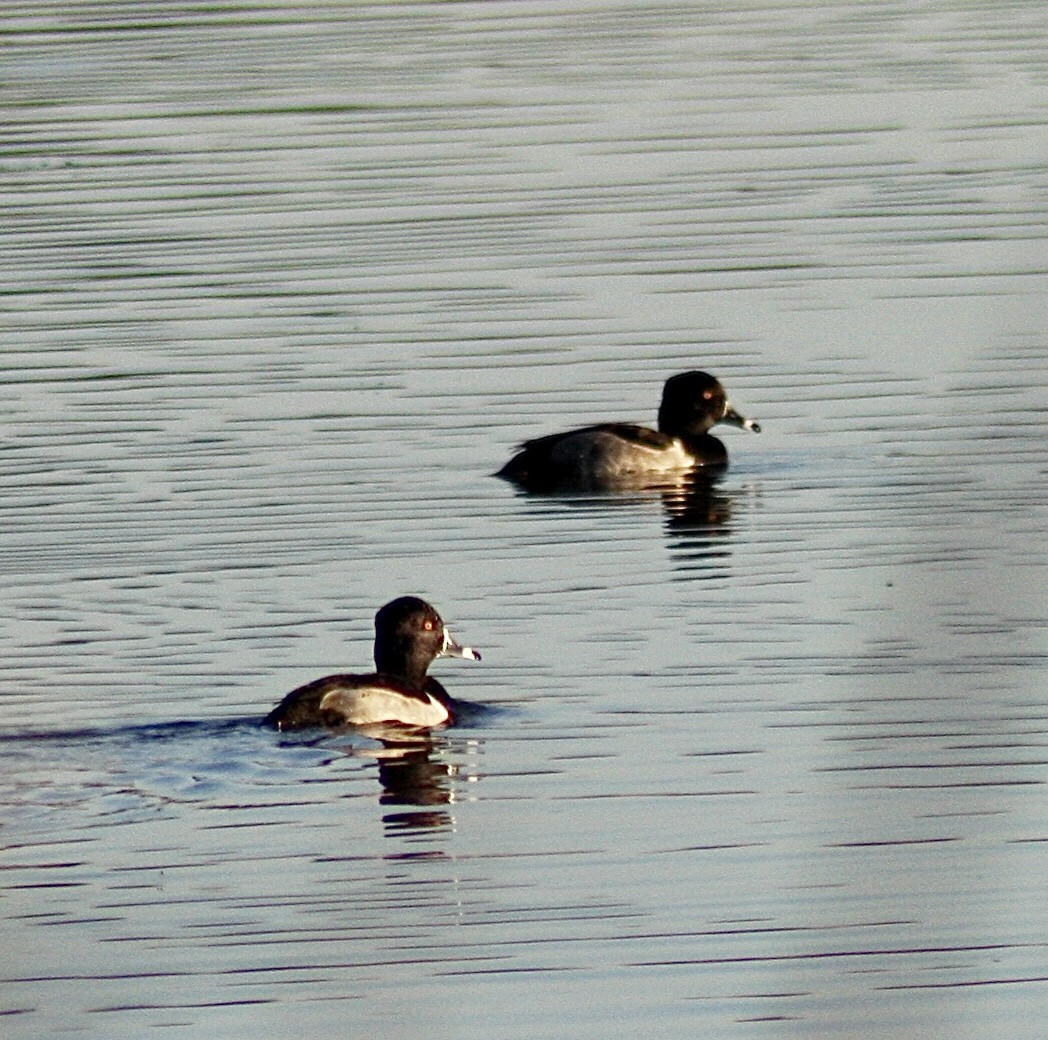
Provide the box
[423,619,435,631]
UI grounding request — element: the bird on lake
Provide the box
[264,596,480,730]
[497,370,760,491]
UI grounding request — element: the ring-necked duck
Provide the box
[497,371,759,491]
[264,597,481,730]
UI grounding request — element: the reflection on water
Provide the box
[662,478,738,577]
[505,470,744,579]
[341,730,476,806]
[2,1,1047,1038]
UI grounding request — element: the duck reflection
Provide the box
[374,736,454,806]
[660,473,738,578]
[332,726,481,834]
[504,466,742,577]
[659,470,733,529]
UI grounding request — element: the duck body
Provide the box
[497,371,759,492]
[499,422,723,489]
[265,672,455,729]
[264,597,480,731]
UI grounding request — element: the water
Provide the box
[2,2,1047,1037]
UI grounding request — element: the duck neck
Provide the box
[656,401,677,437]
[659,408,712,442]
[375,643,428,689]
[679,430,727,465]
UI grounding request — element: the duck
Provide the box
[497,370,760,491]
[264,596,481,730]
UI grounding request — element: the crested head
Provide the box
[657,371,760,439]
[375,596,439,632]
[373,597,479,687]
[657,371,729,437]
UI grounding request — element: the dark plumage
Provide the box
[497,371,759,491]
[264,597,480,731]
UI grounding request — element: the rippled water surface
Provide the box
[2,2,1047,1037]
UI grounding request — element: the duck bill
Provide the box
[441,627,482,661]
[721,404,761,433]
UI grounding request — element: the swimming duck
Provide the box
[497,370,759,491]
[264,597,480,730]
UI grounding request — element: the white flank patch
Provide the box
[635,438,694,472]
[551,430,695,478]
[318,685,449,727]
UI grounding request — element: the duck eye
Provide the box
[422,619,435,631]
